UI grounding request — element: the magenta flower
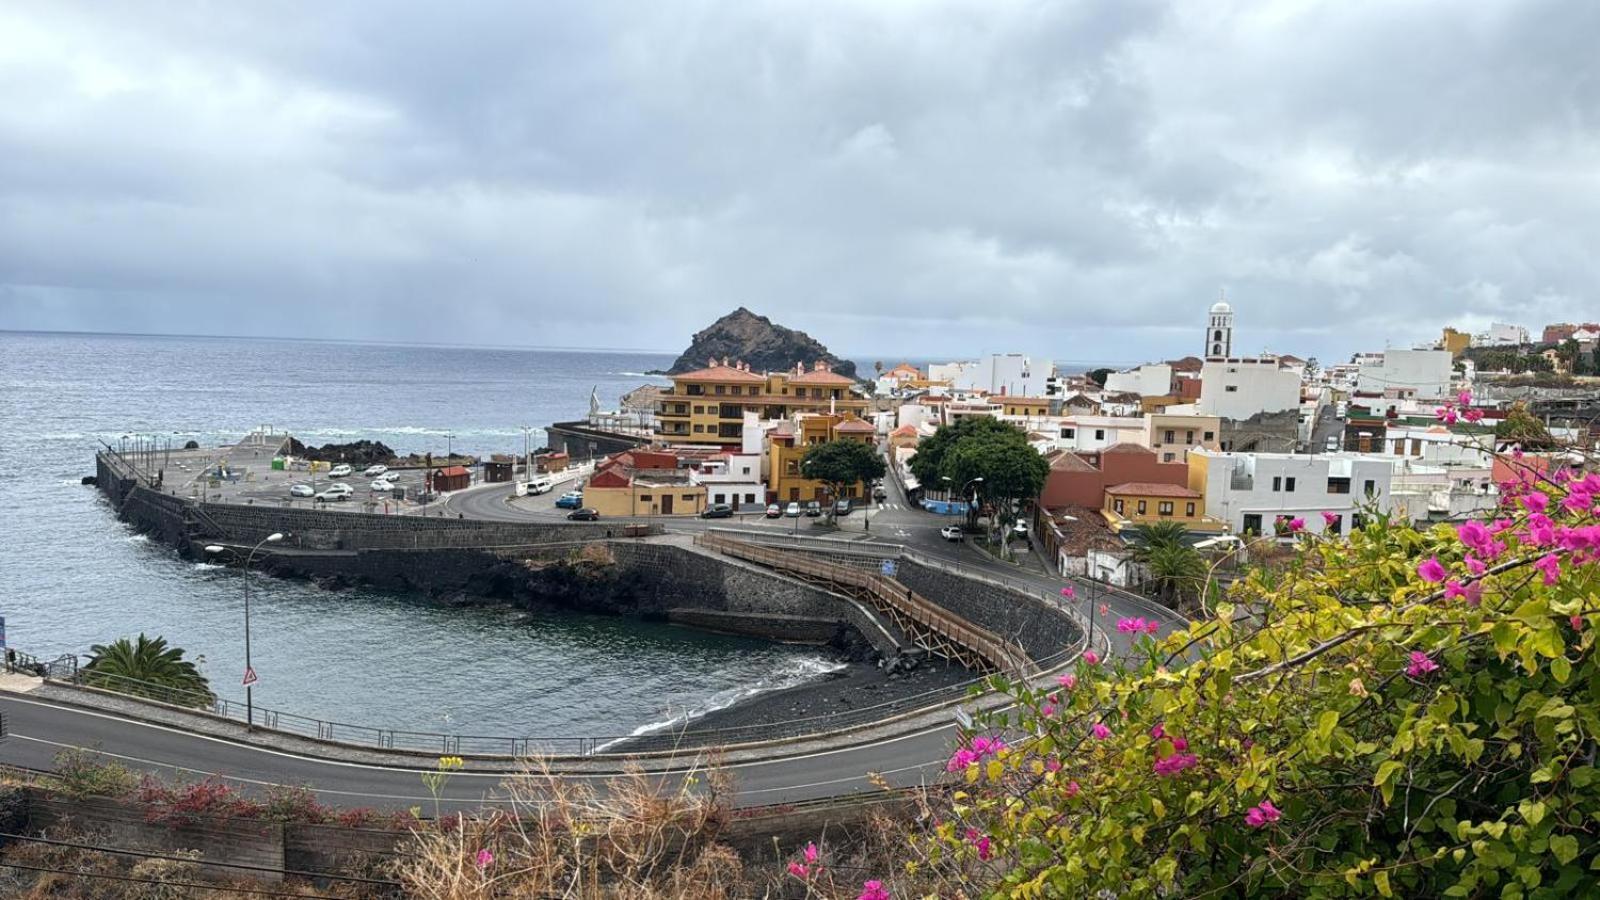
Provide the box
[1571,615,1584,632]
[1057,673,1077,690]
[1153,752,1198,777]
[1287,517,1305,533]
[1463,407,1484,422]
[1435,406,1458,425]
[1444,580,1466,600]
[1083,650,1100,665]
[1059,585,1075,599]
[1417,557,1447,583]
[858,880,891,900]
[1117,617,1142,633]
[1523,492,1549,513]
[1457,520,1491,554]
[1150,723,1165,739]
[1171,736,1188,752]
[1091,722,1112,740]
[1321,510,1338,527]
[474,849,493,870]
[1405,651,1439,678]
[1464,554,1487,576]
[1244,800,1282,828]
[1534,553,1561,586]
[804,842,819,865]
[1144,620,1160,635]
[1457,390,1472,407]
[964,828,992,860]
[1065,780,1081,797]
[788,861,810,879]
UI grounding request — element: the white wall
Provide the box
[1194,449,1399,535]
[1046,416,1147,453]
[1487,323,1528,345]
[1197,360,1302,420]
[1103,363,1172,397]
[1355,349,1454,400]
[932,354,1053,397]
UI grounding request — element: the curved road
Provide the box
[5,464,1185,812]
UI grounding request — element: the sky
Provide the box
[0,1,1596,364]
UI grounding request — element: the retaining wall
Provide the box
[893,560,1080,662]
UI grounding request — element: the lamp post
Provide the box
[445,432,455,463]
[941,475,983,567]
[520,425,534,478]
[206,532,284,731]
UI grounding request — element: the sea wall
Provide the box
[893,560,1080,663]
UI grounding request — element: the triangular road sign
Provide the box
[242,666,259,687]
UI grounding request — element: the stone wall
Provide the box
[893,560,1080,664]
[196,502,638,550]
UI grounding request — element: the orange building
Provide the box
[655,359,868,445]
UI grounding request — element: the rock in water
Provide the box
[666,307,858,379]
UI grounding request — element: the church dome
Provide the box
[1210,301,1232,315]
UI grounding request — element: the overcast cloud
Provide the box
[0,0,1595,363]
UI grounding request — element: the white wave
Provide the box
[41,432,87,441]
[612,372,669,379]
[191,562,226,571]
[593,655,848,753]
[124,534,151,543]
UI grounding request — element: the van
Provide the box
[515,477,554,497]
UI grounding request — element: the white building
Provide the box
[1191,449,1399,536]
[930,354,1054,397]
[1485,323,1529,346]
[1196,359,1302,421]
[1103,363,1173,397]
[693,452,765,511]
[1046,416,1147,453]
[1355,349,1454,401]
[1205,300,1235,358]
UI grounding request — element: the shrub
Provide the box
[262,783,330,824]
[138,776,263,828]
[50,749,138,800]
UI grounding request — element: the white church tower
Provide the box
[1205,295,1234,359]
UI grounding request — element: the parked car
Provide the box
[804,501,822,517]
[328,464,353,478]
[363,464,389,477]
[555,491,585,509]
[700,503,734,519]
[515,476,554,496]
[316,484,353,502]
[833,500,852,516]
[872,486,887,501]
[784,502,802,517]
[940,525,964,542]
[1012,521,1029,536]
[1325,434,1340,452]
[289,483,314,498]
[566,508,600,521]
[369,479,396,492]
[764,503,783,518]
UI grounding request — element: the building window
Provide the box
[1163,452,1175,462]
[639,494,652,501]
[693,405,703,414]
[1327,514,1342,534]
[1185,502,1196,516]
[1225,385,1239,393]
[714,493,725,503]
[1364,479,1377,497]
[682,494,694,501]
[1186,430,1195,443]
[1272,476,1282,492]
[1327,477,1351,494]
[1158,501,1174,515]
[1094,429,1105,440]
[1062,428,1075,439]
[693,424,704,433]
[1203,431,1214,441]
[1164,429,1176,443]
[745,493,756,504]
[1285,477,1296,492]
[1137,500,1148,515]
[1113,499,1125,514]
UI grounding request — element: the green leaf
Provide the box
[1550,834,1579,865]
[1374,869,1392,897]
[1317,709,1340,740]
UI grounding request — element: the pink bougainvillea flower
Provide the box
[1444,580,1466,600]
[1150,723,1165,740]
[1117,617,1142,633]
[1457,520,1491,553]
[1144,620,1160,635]
[964,829,992,860]
[1406,651,1439,678]
[1462,580,1484,607]
[1416,557,1447,583]
[1244,801,1282,828]
[1522,491,1549,513]
[803,842,819,865]
[1059,585,1075,599]
[1041,700,1058,717]
[1321,510,1338,527]
[1571,615,1584,632]
[1534,553,1561,586]
[1057,673,1078,689]
[1463,407,1484,422]
[1153,752,1198,777]
[475,849,494,870]
[1091,722,1112,740]
[1083,650,1101,665]
[1435,406,1458,425]
[858,880,891,900]
[1171,736,1188,752]
[787,862,810,879]
[1045,757,1062,773]
[1065,780,1081,797]
[1287,517,1305,532]
[1457,390,1472,406]
[1562,491,1593,515]
[1464,554,1487,576]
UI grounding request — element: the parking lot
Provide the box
[158,431,437,514]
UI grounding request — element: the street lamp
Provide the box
[445,432,455,462]
[205,531,284,731]
[940,476,983,566]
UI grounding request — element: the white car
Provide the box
[369,479,397,492]
[328,464,353,478]
[289,483,314,498]
[940,525,964,542]
[317,483,353,501]
[363,464,389,477]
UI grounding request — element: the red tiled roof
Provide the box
[1105,482,1200,498]
[434,465,470,477]
[1047,451,1097,472]
[890,424,919,436]
[672,364,767,383]
[789,368,857,386]
[1101,442,1154,455]
[834,418,876,432]
[588,468,630,488]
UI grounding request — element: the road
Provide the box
[7,449,1183,813]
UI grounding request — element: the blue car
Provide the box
[555,491,585,509]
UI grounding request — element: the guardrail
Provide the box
[697,532,1029,675]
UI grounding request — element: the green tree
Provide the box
[1495,400,1558,450]
[1128,521,1207,607]
[1085,367,1113,387]
[945,434,1048,555]
[908,416,1022,489]
[82,634,213,707]
[800,440,885,521]
[923,465,1600,897]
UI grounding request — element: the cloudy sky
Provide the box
[0,1,1595,364]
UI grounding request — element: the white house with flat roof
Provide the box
[930,354,1054,397]
[1189,448,1399,536]
[1103,363,1172,397]
[1196,359,1302,421]
[1355,349,1454,401]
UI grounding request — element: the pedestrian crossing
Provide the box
[875,502,907,511]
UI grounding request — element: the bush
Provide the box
[138,776,263,828]
[51,749,138,800]
[262,783,330,824]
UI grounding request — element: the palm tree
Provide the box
[83,634,213,708]
[1129,522,1206,609]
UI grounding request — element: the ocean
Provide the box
[0,330,845,742]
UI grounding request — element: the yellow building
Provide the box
[582,449,706,516]
[1102,482,1224,534]
[767,414,878,504]
[655,360,868,445]
[1440,327,1471,357]
[997,396,1051,418]
[1145,413,1222,464]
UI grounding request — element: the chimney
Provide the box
[814,360,825,372]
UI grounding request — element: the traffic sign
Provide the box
[880,559,898,577]
[241,666,259,687]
